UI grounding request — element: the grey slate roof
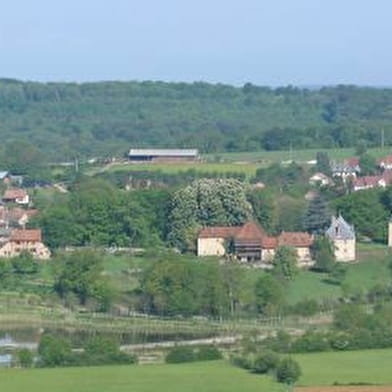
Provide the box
[129,149,198,157]
[326,215,355,240]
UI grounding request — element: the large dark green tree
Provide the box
[303,194,331,234]
[359,153,377,175]
[53,249,112,307]
[247,189,278,233]
[334,188,388,242]
[272,246,299,281]
[311,236,336,272]
[254,274,285,314]
[167,179,252,251]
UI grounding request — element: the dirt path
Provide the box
[297,386,392,392]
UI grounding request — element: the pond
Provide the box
[0,326,210,367]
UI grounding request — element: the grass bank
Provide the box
[0,361,283,392]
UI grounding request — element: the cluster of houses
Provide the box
[0,186,50,260]
[327,155,392,192]
[197,216,356,267]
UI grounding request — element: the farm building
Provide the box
[128,149,199,162]
[197,221,314,267]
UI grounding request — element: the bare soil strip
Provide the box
[297,386,392,392]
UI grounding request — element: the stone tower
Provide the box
[388,217,392,247]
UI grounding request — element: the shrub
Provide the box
[290,330,331,353]
[38,335,73,367]
[196,346,222,361]
[251,351,280,374]
[276,358,302,385]
[83,336,137,366]
[262,330,292,353]
[230,355,252,370]
[290,299,319,317]
[165,346,195,364]
[16,348,34,368]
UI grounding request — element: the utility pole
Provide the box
[381,128,385,150]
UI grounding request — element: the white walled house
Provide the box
[2,189,29,205]
[326,215,356,262]
[0,229,50,260]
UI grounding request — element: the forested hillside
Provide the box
[0,79,392,160]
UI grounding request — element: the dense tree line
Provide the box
[32,178,170,248]
[0,80,392,160]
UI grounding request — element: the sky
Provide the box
[0,0,391,86]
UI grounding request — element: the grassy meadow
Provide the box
[97,161,260,178]
[295,348,392,386]
[206,147,392,163]
[0,361,284,392]
[87,146,392,180]
[2,349,392,392]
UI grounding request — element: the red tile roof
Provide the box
[378,156,392,165]
[353,175,383,188]
[199,222,313,249]
[278,231,313,247]
[235,221,266,240]
[345,157,360,167]
[260,236,278,249]
[3,188,27,200]
[10,229,42,242]
[198,226,240,238]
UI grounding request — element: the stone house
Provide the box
[197,221,313,267]
[325,215,356,262]
[0,229,51,260]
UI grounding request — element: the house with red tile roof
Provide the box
[197,221,314,267]
[352,170,392,191]
[2,188,29,205]
[378,156,392,170]
[331,157,360,180]
[0,229,50,259]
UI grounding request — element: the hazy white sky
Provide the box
[0,0,390,86]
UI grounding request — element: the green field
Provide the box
[2,349,392,391]
[206,147,392,163]
[91,146,392,179]
[295,348,392,386]
[287,243,390,305]
[0,361,283,392]
[98,161,260,177]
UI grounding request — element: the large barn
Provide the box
[128,149,199,162]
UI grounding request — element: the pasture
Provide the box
[0,361,284,392]
[97,161,260,177]
[295,348,392,387]
[90,146,392,179]
[206,147,392,163]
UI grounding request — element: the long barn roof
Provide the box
[129,149,198,157]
